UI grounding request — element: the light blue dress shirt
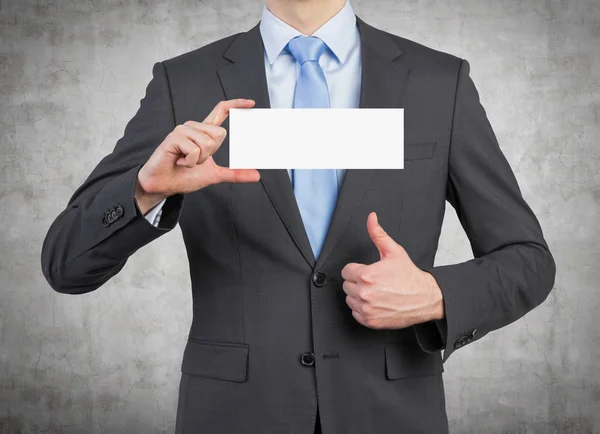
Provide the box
[145,0,361,226]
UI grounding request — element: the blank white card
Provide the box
[228,108,404,169]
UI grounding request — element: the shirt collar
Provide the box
[259,0,357,65]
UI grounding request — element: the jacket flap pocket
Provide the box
[181,339,249,383]
[405,142,436,160]
[385,341,443,380]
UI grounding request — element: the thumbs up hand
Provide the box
[341,212,445,330]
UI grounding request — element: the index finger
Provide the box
[203,99,255,125]
[341,262,367,283]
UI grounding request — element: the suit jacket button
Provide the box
[111,210,118,220]
[115,205,124,217]
[300,352,315,366]
[313,272,327,287]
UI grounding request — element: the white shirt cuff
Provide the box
[144,198,167,227]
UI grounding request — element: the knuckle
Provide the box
[361,314,371,325]
[358,271,372,284]
[361,303,374,317]
[358,288,374,303]
[166,131,181,144]
[174,124,187,135]
[365,318,380,329]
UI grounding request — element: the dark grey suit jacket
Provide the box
[41,16,556,434]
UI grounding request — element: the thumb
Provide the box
[367,212,401,260]
[214,166,261,184]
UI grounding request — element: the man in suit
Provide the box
[41,0,556,432]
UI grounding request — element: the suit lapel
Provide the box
[218,23,317,268]
[217,17,409,271]
[314,17,409,270]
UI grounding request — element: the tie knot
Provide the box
[286,35,328,64]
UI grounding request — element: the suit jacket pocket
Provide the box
[404,141,436,161]
[181,338,249,383]
[384,341,444,380]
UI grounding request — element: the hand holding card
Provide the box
[135,99,261,215]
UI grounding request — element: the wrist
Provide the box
[422,271,445,321]
[135,172,167,216]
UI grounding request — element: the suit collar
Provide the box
[355,16,403,61]
[222,16,404,64]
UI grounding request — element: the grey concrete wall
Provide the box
[0,0,598,432]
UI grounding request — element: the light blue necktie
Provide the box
[286,35,338,260]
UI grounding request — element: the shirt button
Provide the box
[300,351,315,366]
[312,272,327,287]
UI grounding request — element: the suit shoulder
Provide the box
[385,30,463,72]
[160,31,242,70]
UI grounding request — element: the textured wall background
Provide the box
[0,0,598,432]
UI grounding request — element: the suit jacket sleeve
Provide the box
[41,61,184,294]
[413,59,556,363]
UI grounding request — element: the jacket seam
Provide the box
[159,61,177,126]
[447,58,465,180]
